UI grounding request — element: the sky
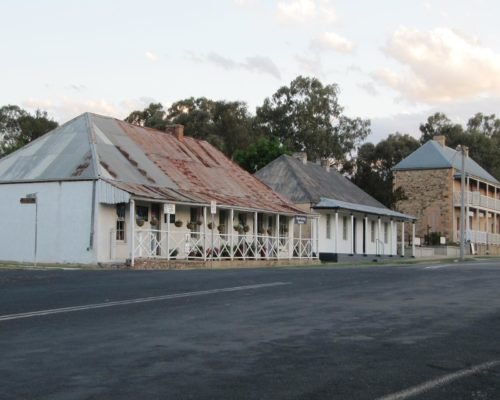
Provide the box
[2,0,500,143]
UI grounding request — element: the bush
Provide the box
[424,231,443,246]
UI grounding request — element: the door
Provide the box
[150,204,161,256]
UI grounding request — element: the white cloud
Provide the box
[374,27,500,103]
[369,96,500,143]
[204,51,281,79]
[22,97,158,123]
[145,51,158,62]
[233,0,256,6]
[358,82,379,96]
[276,0,336,24]
[295,53,324,77]
[311,31,354,53]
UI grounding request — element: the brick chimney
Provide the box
[433,135,445,147]
[165,124,184,141]
[320,158,331,172]
[293,152,307,165]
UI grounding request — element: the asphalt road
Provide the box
[1,260,500,400]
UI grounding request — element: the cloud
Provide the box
[369,96,500,143]
[244,56,282,79]
[374,27,500,103]
[233,0,256,6]
[145,51,158,62]
[68,84,86,92]
[358,82,379,96]
[207,52,238,70]
[295,53,324,77]
[205,51,281,79]
[22,97,159,124]
[310,31,354,53]
[276,0,336,24]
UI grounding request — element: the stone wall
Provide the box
[394,168,454,242]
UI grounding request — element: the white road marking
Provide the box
[424,264,455,270]
[376,360,500,400]
[0,281,291,322]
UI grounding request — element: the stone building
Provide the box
[393,135,500,252]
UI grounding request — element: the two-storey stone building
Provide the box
[393,135,500,253]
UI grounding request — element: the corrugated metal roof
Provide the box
[255,155,386,208]
[0,114,95,181]
[314,197,415,220]
[393,140,499,184]
[0,113,304,215]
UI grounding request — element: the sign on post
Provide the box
[210,200,217,215]
[295,216,307,225]
[164,203,175,214]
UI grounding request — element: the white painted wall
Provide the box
[0,181,95,264]
[317,210,399,256]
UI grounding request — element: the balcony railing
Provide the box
[453,191,500,211]
[130,229,317,261]
[455,229,500,245]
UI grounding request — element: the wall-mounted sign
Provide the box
[295,216,307,225]
[164,203,175,214]
[20,197,36,204]
[210,200,217,215]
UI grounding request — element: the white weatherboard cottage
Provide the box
[0,113,316,266]
[255,154,415,261]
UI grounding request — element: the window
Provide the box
[326,214,331,239]
[279,216,288,234]
[116,203,126,219]
[116,203,126,241]
[190,207,201,232]
[342,216,348,240]
[371,220,376,242]
[116,220,125,241]
[257,213,264,233]
[239,213,248,227]
[164,213,175,223]
[135,205,149,221]
[219,209,228,234]
[384,222,388,243]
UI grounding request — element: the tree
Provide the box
[126,99,256,157]
[234,137,289,173]
[419,112,463,144]
[256,76,370,163]
[352,133,419,207]
[0,105,58,157]
[124,102,167,130]
[466,112,500,138]
[419,112,500,180]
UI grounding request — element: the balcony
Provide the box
[455,229,500,245]
[453,191,500,212]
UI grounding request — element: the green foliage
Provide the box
[233,137,289,173]
[125,99,255,157]
[420,112,500,180]
[256,76,370,162]
[124,103,167,130]
[352,133,419,207]
[0,105,58,157]
[424,232,443,246]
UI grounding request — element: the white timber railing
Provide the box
[455,229,500,245]
[131,229,316,261]
[453,191,500,212]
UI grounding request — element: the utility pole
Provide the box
[458,145,468,261]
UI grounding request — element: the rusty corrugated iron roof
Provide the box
[0,112,306,215]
